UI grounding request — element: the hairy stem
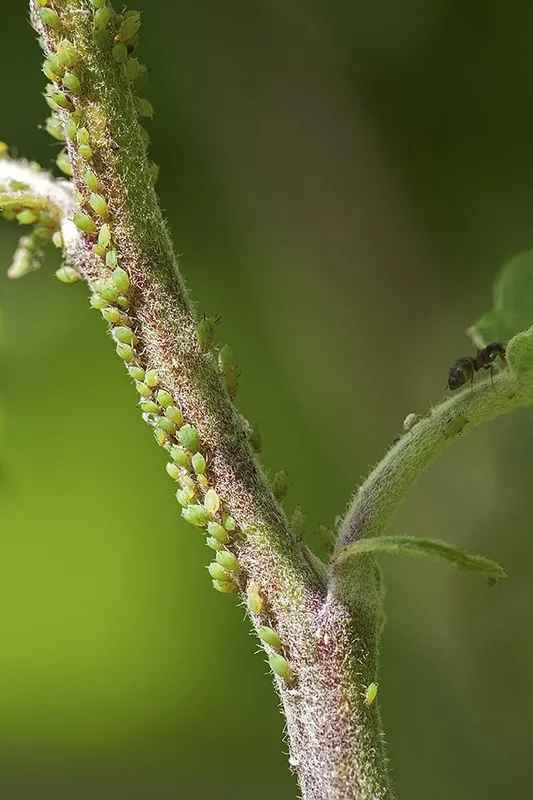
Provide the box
[331,328,533,601]
[5,2,396,797]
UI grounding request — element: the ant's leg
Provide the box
[470,371,474,393]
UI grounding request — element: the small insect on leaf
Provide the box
[365,683,379,707]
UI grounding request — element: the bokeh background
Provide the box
[2,1,533,798]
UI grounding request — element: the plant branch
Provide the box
[331,327,533,599]
[4,3,396,797]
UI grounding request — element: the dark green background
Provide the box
[2,2,533,798]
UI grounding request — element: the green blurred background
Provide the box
[2,1,533,797]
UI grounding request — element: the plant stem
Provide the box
[15,2,396,797]
[332,332,533,602]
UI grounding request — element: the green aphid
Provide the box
[55,266,81,283]
[136,97,154,118]
[206,537,224,552]
[182,505,211,527]
[145,370,159,388]
[73,212,97,234]
[170,446,189,468]
[48,89,73,111]
[271,470,289,500]
[218,343,236,370]
[156,389,172,407]
[52,231,63,248]
[197,315,219,352]
[157,417,175,434]
[175,489,189,507]
[165,462,180,481]
[45,116,65,142]
[65,120,77,141]
[259,626,281,650]
[207,562,228,581]
[141,400,160,415]
[93,279,119,302]
[212,578,238,594]
[268,654,293,681]
[98,223,111,248]
[94,5,111,29]
[154,427,167,447]
[112,43,128,63]
[63,72,81,94]
[104,252,117,271]
[116,295,129,309]
[197,474,208,489]
[89,194,108,218]
[223,516,236,532]
[125,57,141,81]
[84,170,99,192]
[223,366,239,398]
[247,582,263,614]
[165,406,183,426]
[56,39,77,69]
[128,366,144,381]
[248,426,262,453]
[101,307,121,323]
[34,226,53,242]
[290,506,306,540]
[149,162,160,185]
[111,267,129,294]
[364,683,379,707]
[76,127,90,145]
[207,521,229,543]
[191,452,206,474]
[92,28,112,50]
[43,60,60,82]
[178,424,200,453]
[132,64,148,90]
[36,0,49,7]
[204,489,220,514]
[39,8,60,28]
[113,326,134,344]
[16,209,38,225]
[48,54,63,75]
[116,11,142,43]
[90,0,107,7]
[89,293,108,310]
[135,381,151,397]
[216,550,239,573]
[79,145,93,161]
[56,150,73,176]
[93,244,106,258]
[116,343,133,362]
[139,126,150,150]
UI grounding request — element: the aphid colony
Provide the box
[33,0,294,685]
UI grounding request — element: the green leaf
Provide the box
[469,250,533,347]
[335,535,506,579]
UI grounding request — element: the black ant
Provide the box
[447,341,507,392]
